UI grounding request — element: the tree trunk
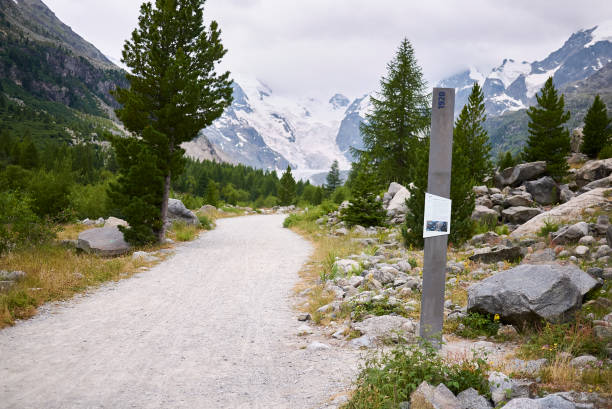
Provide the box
[159,171,171,243]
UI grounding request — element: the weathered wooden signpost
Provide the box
[419,87,455,346]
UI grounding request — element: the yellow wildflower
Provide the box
[494,314,500,321]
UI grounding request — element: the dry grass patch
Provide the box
[0,244,157,328]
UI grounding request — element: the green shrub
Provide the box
[346,342,490,408]
[598,144,612,159]
[0,191,55,254]
[70,180,112,219]
[458,312,500,338]
[198,214,213,230]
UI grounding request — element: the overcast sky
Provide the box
[44,0,612,101]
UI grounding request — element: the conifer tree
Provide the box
[204,179,219,207]
[581,95,611,158]
[453,83,493,183]
[497,151,517,171]
[523,77,571,181]
[278,166,296,206]
[355,38,430,187]
[111,0,233,242]
[341,169,386,228]
[402,137,429,248]
[324,160,342,195]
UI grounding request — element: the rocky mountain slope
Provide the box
[440,21,612,116]
[184,75,371,181]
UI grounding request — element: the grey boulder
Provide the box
[467,264,598,326]
[471,205,499,225]
[167,198,199,225]
[607,225,612,247]
[575,158,612,188]
[551,222,589,245]
[456,388,493,409]
[488,372,533,406]
[504,194,534,208]
[502,206,542,224]
[502,395,576,409]
[410,382,461,409]
[494,161,547,188]
[469,246,522,264]
[77,226,131,257]
[524,176,559,205]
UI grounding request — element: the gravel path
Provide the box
[0,215,360,409]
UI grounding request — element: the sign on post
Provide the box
[419,88,455,346]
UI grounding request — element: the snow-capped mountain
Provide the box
[440,21,612,115]
[183,75,369,182]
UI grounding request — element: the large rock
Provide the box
[503,395,576,409]
[351,315,416,343]
[469,246,522,264]
[575,158,612,188]
[387,186,411,216]
[488,372,533,406]
[502,206,542,224]
[494,161,547,188]
[334,259,360,275]
[471,205,498,225]
[456,388,493,409]
[551,222,589,245]
[607,225,612,247]
[77,226,131,257]
[467,264,598,326]
[580,174,612,192]
[387,182,405,197]
[167,198,199,225]
[104,217,128,228]
[524,176,559,205]
[510,188,611,237]
[410,382,461,409]
[504,194,534,208]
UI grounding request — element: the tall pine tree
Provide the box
[278,166,296,206]
[112,0,233,242]
[324,160,342,195]
[581,95,611,158]
[523,77,571,181]
[355,38,430,187]
[448,83,492,244]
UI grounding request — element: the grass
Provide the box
[538,354,612,395]
[537,219,560,238]
[169,221,199,242]
[351,297,410,322]
[519,318,608,361]
[0,244,153,328]
[456,312,500,339]
[286,204,362,325]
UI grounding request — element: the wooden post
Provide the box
[419,88,455,346]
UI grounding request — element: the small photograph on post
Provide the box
[426,220,448,233]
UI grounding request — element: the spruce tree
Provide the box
[523,77,571,181]
[278,166,296,206]
[402,137,429,248]
[107,132,164,245]
[204,179,220,207]
[497,151,517,171]
[446,82,491,244]
[581,95,611,158]
[355,38,430,187]
[453,83,493,183]
[324,160,342,195]
[111,0,233,242]
[341,169,387,228]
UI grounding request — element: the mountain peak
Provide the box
[329,93,350,110]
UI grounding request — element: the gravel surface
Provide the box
[0,215,361,409]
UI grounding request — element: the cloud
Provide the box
[44,0,612,100]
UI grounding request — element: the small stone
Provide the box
[456,387,493,409]
[306,341,330,351]
[578,236,595,245]
[297,324,313,336]
[574,245,590,258]
[297,313,311,322]
[569,355,598,368]
[349,335,372,348]
[497,324,519,339]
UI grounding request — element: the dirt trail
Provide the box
[0,214,360,409]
